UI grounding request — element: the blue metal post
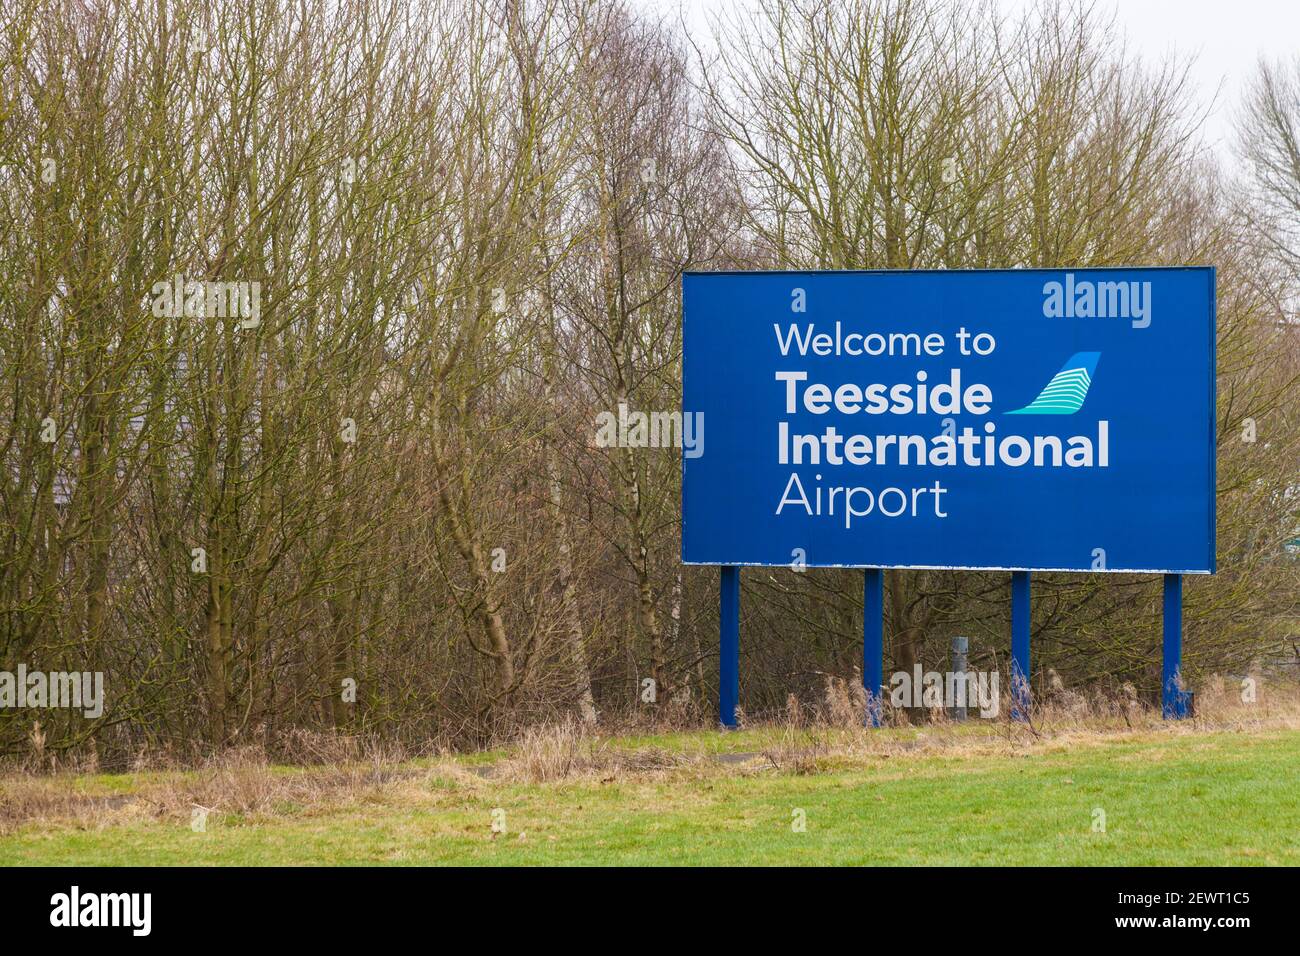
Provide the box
[1162,573,1187,719]
[863,568,884,727]
[1011,571,1031,721]
[719,565,740,728]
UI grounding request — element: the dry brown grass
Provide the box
[0,736,413,835]
[495,716,691,784]
[746,674,1300,774]
[2,676,1297,832]
[821,672,868,728]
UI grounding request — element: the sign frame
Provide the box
[681,266,1217,575]
[680,266,1215,727]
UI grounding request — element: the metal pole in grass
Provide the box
[863,568,883,727]
[951,636,969,722]
[1011,571,1031,721]
[1162,573,1188,719]
[719,565,740,728]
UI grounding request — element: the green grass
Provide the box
[3,728,1298,865]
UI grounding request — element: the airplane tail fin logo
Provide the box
[1005,352,1100,415]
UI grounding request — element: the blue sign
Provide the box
[682,268,1215,573]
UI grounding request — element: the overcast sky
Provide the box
[632,0,1300,169]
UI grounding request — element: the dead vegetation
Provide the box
[2,676,1297,834]
[496,717,692,784]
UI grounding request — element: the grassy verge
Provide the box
[2,720,1298,865]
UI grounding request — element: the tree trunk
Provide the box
[547,455,597,724]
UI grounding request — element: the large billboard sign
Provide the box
[682,268,1216,573]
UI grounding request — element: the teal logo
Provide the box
[1005,352,1100,415]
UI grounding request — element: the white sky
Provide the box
[632,0,1300,169]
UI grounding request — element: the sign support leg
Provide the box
[1011,570,1031,721]
[1162,573,1187,719]
[719,565,740,728]
[863,568,883,727]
